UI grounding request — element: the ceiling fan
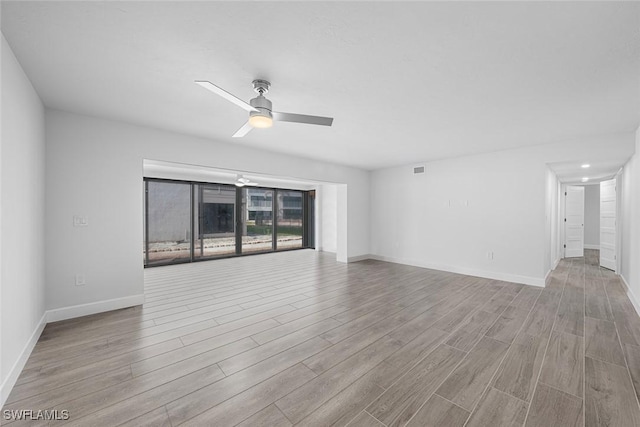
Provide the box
[195,79,334,138]
[235,174,258,187]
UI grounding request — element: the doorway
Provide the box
[562,179,617,271]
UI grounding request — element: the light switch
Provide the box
[75,274,86,286]
[73,216,88,227]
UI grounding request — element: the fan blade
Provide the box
[195,81,258,112]
[232,121,253,138]
[272,111,333,126]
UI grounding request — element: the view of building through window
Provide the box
[144,179,309,266]
[194,184,237,259]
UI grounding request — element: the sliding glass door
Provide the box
[276,190,303,250]
[194,184,237,259]
[241,188,274,254]
[145,180,192,266]
[144,178,313,266]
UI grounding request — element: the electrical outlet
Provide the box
[75,274,86,286]
[487,251,494,260]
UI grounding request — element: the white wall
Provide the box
[621,127,640,312]
[584,184,600,248]
[45,110,370,312]
[370,134,635,286]
[318,184,337,253]
[0,35,46,405]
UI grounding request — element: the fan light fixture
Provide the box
[249,114,273,129]
[581,164,591,169]
[582,177,589,182]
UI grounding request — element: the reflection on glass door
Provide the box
[146,180,192,265]
[241,188,274,254]
[277,190,303,250]
[194,184,237,258]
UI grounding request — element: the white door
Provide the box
[600,179,616,270]
[565,186,585,258]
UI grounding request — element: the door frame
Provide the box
[615,169,623,273]
[560,183,566,259]
[558,179,622,272]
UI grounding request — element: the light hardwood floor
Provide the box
[4,249,640,426]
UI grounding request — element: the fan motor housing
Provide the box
[250,95,273,119]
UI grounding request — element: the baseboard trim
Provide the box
[545,269,552,282]
[46,294,145,323]
[0,312,47,407]
[369,255,544,287]
[584,244,600,250]
[620,275,640,317]
[317,249,336,255]
[348,254,371,263]
[544,258,562,285]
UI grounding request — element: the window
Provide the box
[277,190,303,250]
[242,188,274,254]
[194,184,236,259]
[143,178,312,266]
[145,180,192,266]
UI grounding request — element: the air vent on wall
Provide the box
[413,166,425,174]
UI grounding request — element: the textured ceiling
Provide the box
[2,1,639,170]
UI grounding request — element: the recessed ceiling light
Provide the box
[582,177,589,182]
[581,164,591,168]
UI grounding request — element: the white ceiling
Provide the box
[2,2,639,170]
[548,158,625,185]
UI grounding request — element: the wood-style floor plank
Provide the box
[346,411,385,427]
[465,387,528,427]
[371,326,450,389]
[445,310,500,352]
[539,330,583,397]
[165,336,330,425]
[295,370,384,427]
[118,406,172,427]
[180,363,316,427]
[584,317,626,367]
[235,404,292,427]
[276,335,403,424]
[435,337,509,411]
[405,393,469,427]
[585,356,640,427]
[585,294,614,321]
[366,344,465,427]
[492,332,548,402]
[554,288,585,337]
[623,343,640,405]
[524,383,583,427]
[485,306,532,345]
